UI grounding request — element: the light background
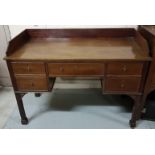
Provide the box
[0,0,155,155]
[9,25,137,38]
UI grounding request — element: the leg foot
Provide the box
[129,95,142,128]
[121,95,127,99]
[35,93,41,97]
[15,93,28,125]
[21,117,29,125]
[129,120,136,129]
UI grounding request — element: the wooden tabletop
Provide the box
[5,37,150,61]
[141,26,155,36]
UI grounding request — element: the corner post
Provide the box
[15,93,28,125]
[129,95,142,128]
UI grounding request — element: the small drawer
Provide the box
[48,63,105,76]
[15,76,48,91]
[107,62,143,75]
[11,62,46,75]
[104,77,141,93]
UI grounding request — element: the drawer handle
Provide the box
[27,65,30,72]
[122,65,127,72]
[74,65,78,69]
[31,82,34,87]
[121,83,125,88]
[60,67,64,72]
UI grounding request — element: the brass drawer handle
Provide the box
[74,65,78,69]
[27,65,30,72]
[122,65,127,72]
[121,83,125,88]
[60,67,64,72]
[31,82,34,87]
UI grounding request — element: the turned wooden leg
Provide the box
[130,96,142,128]
[15,93,28,125]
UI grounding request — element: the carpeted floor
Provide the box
[3,89,155,129]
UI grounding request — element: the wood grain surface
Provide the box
[5,37,149,61]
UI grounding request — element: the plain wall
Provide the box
[0,26,11,86]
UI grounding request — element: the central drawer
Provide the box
[107,62,143,75]
[48,63,105,76]
[104,77,141,93]
[15,75,48,91]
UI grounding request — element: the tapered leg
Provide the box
[129,96,142,128]
[15,93,28,125]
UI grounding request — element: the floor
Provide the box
[0,87,16,128]
[1,87,155,129]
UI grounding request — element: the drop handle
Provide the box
[60,67,64,72]
[120,83,125,88]
[31,82,34,87]
[27,65,30,72]
[74,65,78,69]
[122,65,127,72]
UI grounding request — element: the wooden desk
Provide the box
[4,28,151,128]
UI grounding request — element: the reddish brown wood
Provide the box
[139,26,155,108]
[15,93,28,125]
[129,95,142,128]
[106,62,143,76]
[6,30,30,56]
[15,75,48,91]
[6,61,28,124]
[27,28,135,38]
[152,73,155,85]
[48,63,105,77]
[11,62,46,75]
[135,30,150,53]
[104,77,141,93]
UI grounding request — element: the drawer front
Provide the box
[11,62,46,74]
[48,63,105,76]
[107,62,143,75]
[104,77,141,93]
[15,76,48,91]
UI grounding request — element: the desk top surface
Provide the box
[6,37,150,61]
[141,26,155,36]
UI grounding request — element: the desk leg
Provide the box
[35,93,41,97]
[15,93,28,125]
[129,96,142,128]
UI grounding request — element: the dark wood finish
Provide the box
[135,31,150,53]
[15,93,28,125]
[130,95,142,128]
[104,77,141,93]
[4,28,151,128]
[4,37,150,61]
[138,26,155,109]
[6,30,30,56]
[27,28,135,38]
[107,62,143,76]
[48,63,105,77]
[15,75,48,91]
[6,61,28,124]
[11,62,46,75]
[152,73,155,85]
